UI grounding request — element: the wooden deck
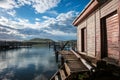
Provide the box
[59,50,89,73]
[58,50,73,55]
[51,50,120,80]
[66,60,89,73]
[62,54,78,61]
[50,50,90,80]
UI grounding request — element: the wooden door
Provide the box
[106,12,119,60]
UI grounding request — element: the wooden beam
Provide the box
[61,41,69,50]
[54,75,59,80]
[64,63,71,76]
[59,70,66,80]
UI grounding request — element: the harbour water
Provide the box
[0,44,57,80]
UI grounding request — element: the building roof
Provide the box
[72,0,108,26]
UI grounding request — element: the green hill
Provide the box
[28,38,54,42]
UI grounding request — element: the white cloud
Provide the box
[17,18,29,23]
[0,10,77,40]
[0,0,60,14]
[0,16,9,23]
[42,16,49,19]
[7,29,26,38]
[0,0,18,9]
[0,16,38,29]
[7,10,16,16]
[17,0,31,6]
[56,11,76,21]
[32,0,61,13]
[0,25,26,40]
[44,29,76,36]
[35,18,40,21]
[40,11,78,28]
[0,10,77,30]
[47,10,58,15]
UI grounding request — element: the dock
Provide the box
[50,49,120,80]
[50,50,91,80]
[0,40,32,50]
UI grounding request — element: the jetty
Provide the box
[50,39,120,80]
[50,50,90,80]
[0,40,32,50]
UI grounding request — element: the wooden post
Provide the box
[61,41,69,50]
[48,42,50,49]
[61,56,64,65]
[55,51,59,62]
[53,42,57,52]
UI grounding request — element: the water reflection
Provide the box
[0,44,57,80]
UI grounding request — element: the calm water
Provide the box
[0,44,57,80]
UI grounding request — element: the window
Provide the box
[81,28,87,52]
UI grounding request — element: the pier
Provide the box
[50,41,120,80]
[0,40,33,50]
[50,50,90,80]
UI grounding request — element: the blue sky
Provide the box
[0,0,90,41]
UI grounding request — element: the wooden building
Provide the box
[73,0,120,66]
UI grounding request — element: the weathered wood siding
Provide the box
[100,0,119,18]
[77,0,120,60]
[87,13,96,57]
[95,9,101,60]
[100,0,119,60]
[106,13,119,59]
[77,13,96,58]
[77,20,86,54]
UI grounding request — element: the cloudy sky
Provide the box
[0,0,90,41]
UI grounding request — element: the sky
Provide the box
[0,0,90,41]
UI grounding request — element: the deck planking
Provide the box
[59,50,89,73]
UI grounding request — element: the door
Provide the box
[106,12,119,60]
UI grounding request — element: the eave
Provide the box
[72,0,106,26]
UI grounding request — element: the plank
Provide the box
[67,60,89,73]
[64,63,71,76]
[62,54,78,61]
[55,75,59,80]
[59,50,73,55]
[59,70,66,80]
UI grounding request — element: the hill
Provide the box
[28,38,54,42]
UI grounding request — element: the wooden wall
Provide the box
[106,13,119,59]
[77,20,86,54]
[77,0,120,61]
[87,13,96,57]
